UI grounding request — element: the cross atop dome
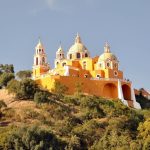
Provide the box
[57,44,64,53]
[36,37,44,50]
[104,42,111,53]
[75,32,82,43]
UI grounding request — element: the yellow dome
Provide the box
[98,42,118,62]
[68,42,88,53]
[68,33,89,53]
[98,52,118,62]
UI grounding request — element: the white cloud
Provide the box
[45,0,57,10]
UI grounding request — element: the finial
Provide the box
[75,32,81,43]
[59,41,62,48]
[104,41,110,53]
[38,36,41,42]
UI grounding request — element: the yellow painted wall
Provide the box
[35,75,131,99]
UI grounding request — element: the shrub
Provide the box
[0,64,14,73]
[7,79,39,100]
[52,81,68,98]
[16,70,32,80]
[3,125,66,150]
[34,91,50,104]
[80,96,106,119]
[0,73,14,87]
[7,79,20,94]
[0,100,7,118]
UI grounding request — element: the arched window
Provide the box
[77,53,80,58]
[96,74,101,79]
[42,57,45,64]
[70,54,72,59]
[106,62,110,67]
[36,57,38,65]
[99,63,102,68]
[62,62,66,67]
[84,74,88,78]
[85,53,88,57]
[114,63,118,68]
[83,61,86,70]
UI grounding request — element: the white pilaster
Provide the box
[64,66,69,76]
[131,84,141,109]
[118,79,128,106]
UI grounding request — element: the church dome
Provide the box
[98,53,118,61]
[68,43,88,53]
[68,33,89,54]
[98,42,118,62]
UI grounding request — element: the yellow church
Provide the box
[32,34,141,109]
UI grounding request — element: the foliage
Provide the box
[67,135,80,150]
[1,86,150,149]
[74,82,83,97]
[0,100,7,118]
[137,118,150,149]
[6,79,20,94]
[34,91,50,104]
[52,81,68,98]
[0,73,15,87]
[72,119,104,149]
[0,100,7,109]
[63,95,80,106]
[0,64,14,74]
[16,70,32,80]
[7,79,39,100]
[80,96,106,119]
[2,125,66,150]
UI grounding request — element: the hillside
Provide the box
[0,89,150,150]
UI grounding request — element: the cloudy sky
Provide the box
[0,0,150,91]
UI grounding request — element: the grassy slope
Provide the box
[0,89,150,149]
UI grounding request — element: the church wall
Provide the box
[37,76,122,99]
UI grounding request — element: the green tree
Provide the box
[0,73,15,87]
[0,64,14,73]
[137,118,150,149]
[92,117,132,150]
[34,91,50,104]
[53,81,68,98]
[80,96,105,119]
[67,135,80,150]
[7,79,39,100]
[3,126,66,150]
[0,100,7,118]
[7,79,20,94]
[16,70,32,80]
[74,82,83,97]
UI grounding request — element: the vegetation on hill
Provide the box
[0,65,150,149]
[1,85,150,149]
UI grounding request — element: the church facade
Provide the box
[32,34,141,109]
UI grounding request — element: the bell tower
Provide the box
[32,39,50,78]
[54,45,65,68]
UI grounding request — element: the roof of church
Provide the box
[68,33,89,54]
[98,42,118,62]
